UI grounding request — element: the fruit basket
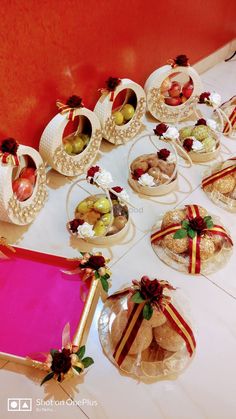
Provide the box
[0,138,47,225]
[145,55,203,123]
[178,118,220,163]
[202,158,236,212]
[128,132,178,196]
[94,77,146,144]
[39,96,102,176]
[67,166,131,246]
[98,276,196,379]
[151,204,233,275]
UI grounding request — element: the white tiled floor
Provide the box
[1,57,236,418]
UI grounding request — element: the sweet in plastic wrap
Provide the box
[151,204,233,274]
[98,276,196,379]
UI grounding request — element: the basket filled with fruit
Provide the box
[202,158,236,212]
[98,275,196,379]
[94,77,146,144]
[39,96,102,176]
[67,166,131,245]
[0,138,47,225]
[128,130,178,196]
[145,55,203,123]
[178,118,220,162]
[151,205,233,275]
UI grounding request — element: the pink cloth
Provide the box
[0,255,89,359]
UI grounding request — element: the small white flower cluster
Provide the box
[162,126,179,141]
[206,118,217,130]
[92,168,113,188]
[208,92,221,108]
[138,173,155,187]
[77,222,95,238]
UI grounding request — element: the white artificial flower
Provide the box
[77,222,95,238]
[209,92,221,108]
[206,118,217,130]
[93,169,113,188]
[117,189,129,205]
[138,173,155,187]
[192,138,204,152]
[163,126,179,141]
[167,152,176,163]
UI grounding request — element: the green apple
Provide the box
[93,220,106,236]
[113,111,124,125]
[121,104,135,121]
[101,213,112,226]
[72,137,84,154]
[80,133,90,146]
[93,197,111,214]
[76,198,94,214]
[64,141,73,155]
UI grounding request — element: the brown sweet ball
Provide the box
[161,209,186,228]
[127,299,166,327]
[113,215,127,230]
[199,236,215,260]
[213,175,236,194]
[162,233,189,254]
[131,157,149,173]
[195,205,208,218]
[159,173,170,184]
[76,210,101,225]
[154,322,185,352]
[111,310,152,355]
[147,156,159,168]
[210,234,224,252]
[148,167,161,180]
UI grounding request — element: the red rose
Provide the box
[51,348,72,377]
[199,92,210,104]
[140,276,163,300]
[157,148,170,161]
[81,255,106,271]
[66,95,83,108]
[174,54,189,67]
[188,216,207,235]
[109,186,123,200]
[154,123,168,136]
[132,168,145,180]
[183,138,193,152]
[0,138,19,155]
[105,77,121,91]
[69,218,84,233]
[87,166,100,182]
[195,118,207,126]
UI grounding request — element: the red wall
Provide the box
[0,0,235,147]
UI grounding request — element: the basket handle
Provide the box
[215,107,233,136]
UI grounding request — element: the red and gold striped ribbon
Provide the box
[151,224,182,243]
[0,152,19,166]
[113,300,196,366]
[56,101,79,121]
[163,303,196,356]
[202,163,236,188]
[0,238,16,258]
[223,106,236,133]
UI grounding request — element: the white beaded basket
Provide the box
[145,65,203,123]
[94,78,146,145]
[0,145,47,225]
[39,107,102,176]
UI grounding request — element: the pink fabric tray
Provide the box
[0,247,91,360]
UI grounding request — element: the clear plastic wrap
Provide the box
[151,205,233,275]
[202,158,236,212]
[98,277,196,379]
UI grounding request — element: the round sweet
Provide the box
[210,234,224,251]
[127,299,166,328]
[113,215,127,230]
[111,310,152,355]
[154,322,185,352]
[179,126,193,139]
[148,167,161,180]
[192,125,210,141]
[147,156,159,168]
[131,159,149,173]
[161,209,186,228]
[199,236,215,260]
[78,210,101,225]
[157,161,175,177]
[202,136,216,152]
[162,233,189,254]
[213,175,235,194]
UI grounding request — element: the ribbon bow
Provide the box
[222,99,236,133]
[110,282,196,367]
[56,95,84,121]
[151,205,233,274]
[202,158,236,189]
[0,138,19,166]
[167,54,189,68]
[99,77,121,102]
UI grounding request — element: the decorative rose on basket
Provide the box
[56,95,84,121]
[79,252,111,292]
[151,204,233,274]
[167,54,190,68]
[0,138,19,166]
[154,123,179,141]
[199,91,221,108]
[39,323,94,385]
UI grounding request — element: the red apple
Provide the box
[182,80,194,99]
[12,178,34,201]
[168,81,181,98]
[19,167,37,185]
[165,97,182,106]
